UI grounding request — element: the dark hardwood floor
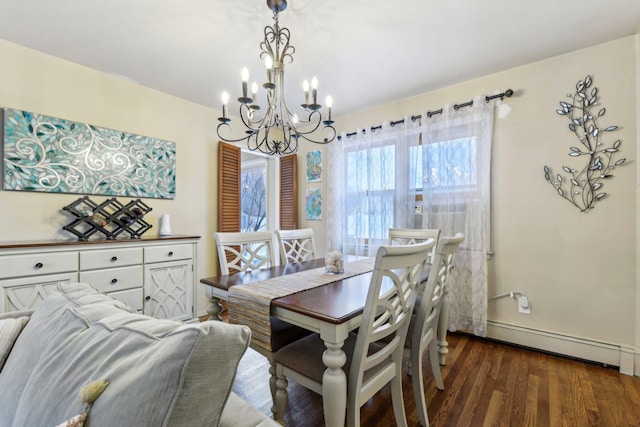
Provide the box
[229,330,640,426]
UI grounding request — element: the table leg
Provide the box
[437,288,450,365]
[322,340,348,427]
[204,288,223,321]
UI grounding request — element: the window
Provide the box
[341,132,478,252]
[241,159,267,232]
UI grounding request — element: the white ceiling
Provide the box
[0,0,638,117]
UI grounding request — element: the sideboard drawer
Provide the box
[80,266,143,293]
[106,288,143,312]
[144,244,192,263]
[0,252,78,279]
[80,248,142,270]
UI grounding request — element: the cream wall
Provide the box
[300,35,639,373]
[0,39,220,317]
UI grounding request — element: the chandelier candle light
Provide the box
[217,0,336,156]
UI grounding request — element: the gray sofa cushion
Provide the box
[0,282,251,427]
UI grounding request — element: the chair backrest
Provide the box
[349,240,434,408]
[388,228,440,264]
[214,231,276,275]
[412,233,464,349]
[274,228,317,264]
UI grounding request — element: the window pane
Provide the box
[345,143,395,239]
[241,165,267,232]
[410,137,477,192]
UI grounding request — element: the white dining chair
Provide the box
[273,240,434,427]
[388,228,440,265]
[213,231,310,419]
[214,231,276,274]
[404,233,464,427]
[274,228,317,264]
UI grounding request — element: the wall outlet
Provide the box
[518,296,531,314]
[414,205,423,214]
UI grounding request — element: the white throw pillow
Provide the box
[0,315,29,370]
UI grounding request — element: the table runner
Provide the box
[228,257,375,351]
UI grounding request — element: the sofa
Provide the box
[0,282,280,427]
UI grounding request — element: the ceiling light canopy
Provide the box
[217,0,336,156]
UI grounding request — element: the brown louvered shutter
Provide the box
[279,154,297,230]
[218,142,241,233]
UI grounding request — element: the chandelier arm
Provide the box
[282,128,297,153]
[238,104,271,131]
[292,110,324,135]
[216,122,253,144]
[294,124,336,145]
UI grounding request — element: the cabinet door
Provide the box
[1,272,78,313]
[143,260,193,321]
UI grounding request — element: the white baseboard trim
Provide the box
[486,320,637,376]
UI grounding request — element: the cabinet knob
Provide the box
[168,251,174,257]
[110,256,118,262]
[111,278,118,284]
[34,262,43,269]
[145,296,151,301]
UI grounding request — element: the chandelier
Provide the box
[217,0,336,156]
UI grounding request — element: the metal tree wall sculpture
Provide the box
[544,75,625,212]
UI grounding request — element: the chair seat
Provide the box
[269,317,312,351]
[275,332,387,384]
[275,333,357,383]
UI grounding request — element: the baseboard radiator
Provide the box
[486,320,638,377]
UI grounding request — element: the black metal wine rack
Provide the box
[62,196,153,241]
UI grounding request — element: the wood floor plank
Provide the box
[523,374,539,426]
[455,347,493,426]
[482,390,505,427]
[535,352,551,427]
[591,364,632,427]
[430,336,486,426]
[228,330,640,426]
[470,343,505,426]
[547,352,564,427]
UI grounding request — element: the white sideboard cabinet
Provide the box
[0,236,199,321]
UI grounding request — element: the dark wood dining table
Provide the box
[200,256,374,427]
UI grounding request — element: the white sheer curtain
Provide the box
[416,97,493,336]
[326,96,494,337]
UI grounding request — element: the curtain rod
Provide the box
[337,89,514,140]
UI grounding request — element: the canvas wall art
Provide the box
[305,188,322,220]
[2,108,176,199]
[306,149,322,182]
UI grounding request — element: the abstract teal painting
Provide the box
[305,188,322,220]
[306,150,322,182]
[2,108,176,199]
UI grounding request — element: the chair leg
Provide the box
[274,365,289,425]
[411,346,429,427]
[437,293,450,365]
[391,370,409,427]
[429,339,444,391]
[346,397,360,427]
